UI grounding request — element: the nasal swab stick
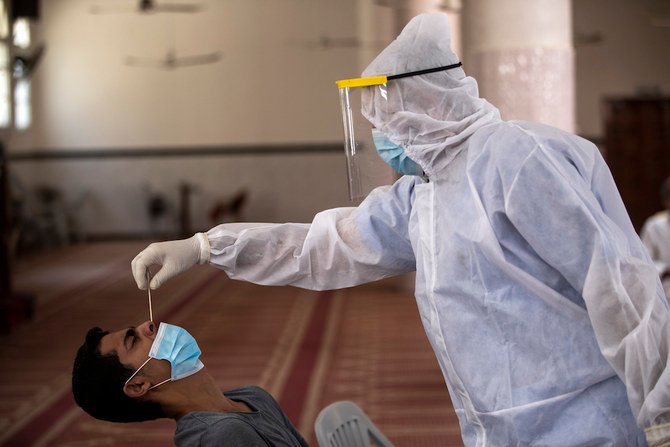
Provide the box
[146,269,153,323]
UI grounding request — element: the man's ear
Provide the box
[123,376,152,399]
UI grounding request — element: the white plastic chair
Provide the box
[314,401,395,447]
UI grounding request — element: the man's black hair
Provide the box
[72,327,165,423]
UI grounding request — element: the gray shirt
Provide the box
[173,386,308,446]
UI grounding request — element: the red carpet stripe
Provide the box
[153,270,222,323]
[279,290,333,423]
[1,270,221,447]
[31,257,130,325]
[2,393,76,447]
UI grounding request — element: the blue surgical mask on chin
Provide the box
[124,323,204,391]
[371,129,423,176]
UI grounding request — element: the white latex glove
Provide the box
[131,233,210,290]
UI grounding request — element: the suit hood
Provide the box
[361,12,500,176]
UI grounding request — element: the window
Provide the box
[14,78,29,129]
[0,43,9,128]
[13,18,30,49]
[0,1,7,39]
[0,0,9,128]
[12,18,31,129]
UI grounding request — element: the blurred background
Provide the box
[1,0,669,256]
[0,0,668,445]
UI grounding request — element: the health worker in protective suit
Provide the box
[131,12,670,447]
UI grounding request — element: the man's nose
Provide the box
[138,320,156,338]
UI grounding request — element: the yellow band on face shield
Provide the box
[335,62,463,90]
[335,76,388,89]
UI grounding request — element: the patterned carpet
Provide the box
[1,242,462,446]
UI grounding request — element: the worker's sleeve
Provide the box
[504,147,670,445]
[204,176,417,290]
[641,220,669,277]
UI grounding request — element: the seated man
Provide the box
[641,176,670,300]
[72,320,307,446]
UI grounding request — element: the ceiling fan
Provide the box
[124,47,221,70]
[287,34,369,51]
[287,0,388,51]
[13,45,46,79]
[90,0,203,15]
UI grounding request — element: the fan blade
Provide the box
[124,55,166,68]
[125,51,221,69]
[153,3,203,13]
[89,3,136,14]
[286,35,381,51]
[91,1,202,14]
[171,51,222,68]
[13,45,46,79]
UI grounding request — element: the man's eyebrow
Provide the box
[123,327,136,350]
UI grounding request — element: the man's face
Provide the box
[99,320,170,383]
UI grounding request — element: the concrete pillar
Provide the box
[395,0,463,59]
[462,0,575,132]
[393,0,442,33]
[357,0,445,73]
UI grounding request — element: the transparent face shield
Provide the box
[337,79,395,201]
[336,63,463,201]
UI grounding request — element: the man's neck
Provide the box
[156,369,252,420]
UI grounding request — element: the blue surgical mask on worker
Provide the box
[124,322,204,390]
[371,129,423,176]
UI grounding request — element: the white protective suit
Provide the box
[147,13,670,447]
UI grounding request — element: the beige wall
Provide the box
[6,0,394,238]
[4,0,669,239]
[573,0,670,137]
[10,0,367,149]
[10,152,349,236]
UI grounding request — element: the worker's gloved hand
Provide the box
[132,233,210,290]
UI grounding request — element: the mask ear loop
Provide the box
[148,377,172,390]
[125,357,152,385]
[124,357,172,390]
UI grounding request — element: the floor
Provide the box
[1,241,463,446]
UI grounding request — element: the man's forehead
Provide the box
[98,330,120,356]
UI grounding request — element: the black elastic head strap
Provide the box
[387,62,463,81]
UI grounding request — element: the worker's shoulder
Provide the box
[501,120,591,148]
[469,121,542,154]
[482,120,597,165]
[466,121,599,188]
[467,121,542,167]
